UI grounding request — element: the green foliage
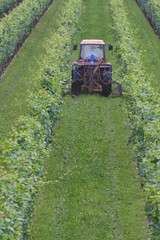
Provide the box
[0,0,63,143]
[109,0,160,238]
[30,95,150,240]
[0,0,23,17]
[0,0,82,238]
[136,0,160,33]
[30,0,150,238]
[0,0,52,71]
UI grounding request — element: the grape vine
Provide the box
[0,0,82,238]
[109,0,160,238]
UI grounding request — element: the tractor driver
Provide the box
[81,44,104,60]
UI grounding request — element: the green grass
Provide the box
[30,95,149,240]
[29,0,150,239]
[0,0,63,143]
[123,0,160,92]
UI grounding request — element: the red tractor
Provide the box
[71,39,122,96]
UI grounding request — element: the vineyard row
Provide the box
[136,0,160,34]
[0,0,53,74]
[0,0,23,17]
[109,0,160,238]
[0,0,82,238]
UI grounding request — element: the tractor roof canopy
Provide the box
[81,39,105,45]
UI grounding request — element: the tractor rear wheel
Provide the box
[101,69,112,97]
[101,83,112,97]
[71,67,82,95]
[72,68,82,81]
[71,81,81,95]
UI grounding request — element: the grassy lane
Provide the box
[0,0,62,143]
[30,0,150,239]
[123,0,160,92]
[30,95,149,239]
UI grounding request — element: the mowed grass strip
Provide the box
[30,95,149,240]
[30,0,150,239]
[0,0,63,143]
[123,0,160,92]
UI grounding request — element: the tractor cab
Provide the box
[79,40,106,61]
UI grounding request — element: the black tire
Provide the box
[72,67,82,81]
[71,81,81,95]
[71,67,82,95]
[101,83,112,97]
[101,69,112,97]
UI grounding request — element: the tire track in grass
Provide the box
[30,0,150,239]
